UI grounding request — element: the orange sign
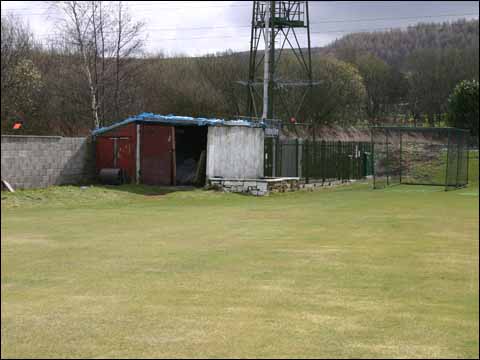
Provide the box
[13,122,22,129]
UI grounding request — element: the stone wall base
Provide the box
[208,177,361,196]
[208,177,301,196]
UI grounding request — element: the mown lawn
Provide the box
[1,161,478,358]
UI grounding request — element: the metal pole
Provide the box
[465,135,470,185]
[305,139,310,184]
[261,1,271,120]
[444,128,451,191]
[295,138,299,177]
[272,137,276,177]
[306,2,312,82]
[455,131,461,188]
[267,1,275,120]
[386,130,390,186]
[399,131,403,184]
[371,128,376,189]
[277,136,281,177]
[322,140,325,183]
[247,2,257,117]
[306,1,313,125]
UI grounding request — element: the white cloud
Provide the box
[1,0,479,56]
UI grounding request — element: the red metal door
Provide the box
[96,137,114,172]
[117,138,134,181]
[141,125,173,185]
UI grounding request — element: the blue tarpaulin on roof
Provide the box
[92,112,265,135]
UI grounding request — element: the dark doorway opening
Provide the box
[175,126,208,186]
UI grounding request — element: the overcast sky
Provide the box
[1,1,479,56]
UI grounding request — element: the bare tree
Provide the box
[53,1,144,129]
[55,1,100,128]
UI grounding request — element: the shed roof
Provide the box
[92,112,265,136]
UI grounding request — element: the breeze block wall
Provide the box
[1,135,95,189]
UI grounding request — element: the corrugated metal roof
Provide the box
[92,112,265,135]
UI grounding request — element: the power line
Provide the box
[3,0,475,11]
[4,2,477,46]
[312,12,478,25]
[0,2,252,15]
[106,12,476,32]
[29,12,480,38]
[145,23,475,41]
[37,20,475,42]
[2,0,478,15]
[154,12,478,31]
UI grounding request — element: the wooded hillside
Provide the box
[1,8,478,137]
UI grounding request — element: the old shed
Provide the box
[92,113,265,186]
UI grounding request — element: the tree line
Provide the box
[1,4,478,139]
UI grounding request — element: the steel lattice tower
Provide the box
[241,1,314,122]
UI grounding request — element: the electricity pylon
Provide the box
[239,1,316,122]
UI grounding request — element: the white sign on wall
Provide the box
[265,128,279,137]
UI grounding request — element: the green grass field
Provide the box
[1,158,478,358]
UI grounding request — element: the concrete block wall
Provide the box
[1,135,95,189]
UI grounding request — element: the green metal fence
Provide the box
[264,138,373,182]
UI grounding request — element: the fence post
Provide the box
[347,142,350,182]
[295,138,299,177]
[399,132,403,184]
[305,139,310,184]
[466,139,469,185]
[371,128,376,189]
[351,143,354,180]
[332,142,340,180]
[386,130,390,186]
[337,141,340,181]
[350,143,354,180]
[455,131,462,188]
[321,140,325,183]
[354,143,356,180]
[323,141,327,182]
[445,128,451,191]
[275,136,280,177]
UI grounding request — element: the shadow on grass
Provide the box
[94,183,198,196]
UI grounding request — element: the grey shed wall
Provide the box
[206,126,264,179]
[1,135,95,189]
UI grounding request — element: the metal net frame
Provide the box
[371,127,469,191]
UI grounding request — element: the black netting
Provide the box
[446,130,469,189]
[371,127,469,190]
[371,128,401,189]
